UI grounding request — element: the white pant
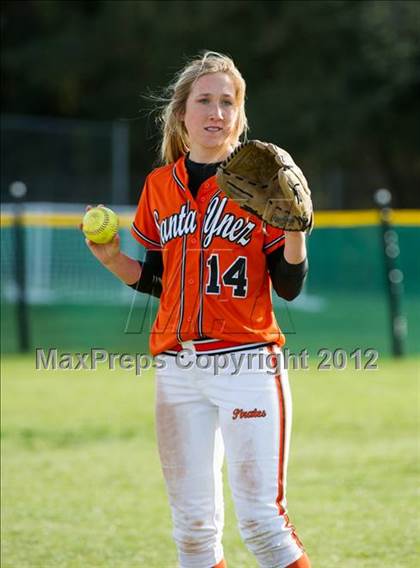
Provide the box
[155,345,304,568]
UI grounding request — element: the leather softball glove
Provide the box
[216,140,314,232]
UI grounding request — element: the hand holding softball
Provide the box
[82,205,121,266]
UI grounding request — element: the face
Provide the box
[182,72,239,162]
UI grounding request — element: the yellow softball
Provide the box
[82,206,119,244]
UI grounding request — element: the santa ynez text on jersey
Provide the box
[153,195,257,248]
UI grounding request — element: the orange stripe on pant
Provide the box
[269,346,305,553]
[213,560,226,568]
[274,369,286,515]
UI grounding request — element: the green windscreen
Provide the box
[1,220,419,357]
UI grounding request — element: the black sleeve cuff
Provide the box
[267,247,308,301]
[127,252,163,299]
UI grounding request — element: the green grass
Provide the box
[1,355,419,567]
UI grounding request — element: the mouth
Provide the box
[204,127,223,132]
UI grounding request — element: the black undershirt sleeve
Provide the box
[127,250,163,298]
[267,246,308,301]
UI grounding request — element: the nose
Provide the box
[209,103,224,120]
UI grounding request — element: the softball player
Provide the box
[86,51,311,568]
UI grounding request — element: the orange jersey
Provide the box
[131,156,286,356]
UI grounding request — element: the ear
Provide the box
[176,105,186,122]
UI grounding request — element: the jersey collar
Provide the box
[172,156,188,193]
[172,155,220,196]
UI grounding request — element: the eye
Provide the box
[222,99,234,106]
[198,98,210,104]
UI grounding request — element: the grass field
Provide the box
[1,355,419,568]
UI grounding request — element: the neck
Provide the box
[188,145,233,164]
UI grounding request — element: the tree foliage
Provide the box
[2,0,420,207]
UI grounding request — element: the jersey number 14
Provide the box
[206,254,248,298]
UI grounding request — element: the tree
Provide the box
[2,0,419,207]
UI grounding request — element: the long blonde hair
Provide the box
[156,51,248,165]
